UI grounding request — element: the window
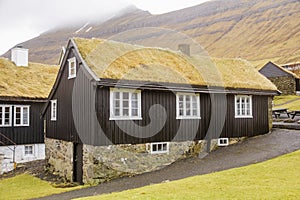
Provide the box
[176,93,200,119]
[24,145,33,156]
[110,89,142,120]
[68,57,76,79]
[235,95,252,118]
[0,105,12,127]
[149,142,169,154]
[51,100,57,121]
[218,138,229,147]
[14,106,30,126]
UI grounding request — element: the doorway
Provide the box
[73,143,83,184]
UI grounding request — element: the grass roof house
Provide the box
[258,61,300,95]
[42,37,279,184]
[0,47,58,174]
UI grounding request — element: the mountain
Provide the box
[2,0,300,65]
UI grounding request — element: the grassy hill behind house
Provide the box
[2,0,300,67]
[273,95,300,111]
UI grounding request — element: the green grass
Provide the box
[274,95,300,110]
[77,150,300,200]
[0,174,83,200]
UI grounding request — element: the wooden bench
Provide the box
[272,108,290,118]
[290,110,300,119]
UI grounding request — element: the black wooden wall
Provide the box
[0,101,44,146]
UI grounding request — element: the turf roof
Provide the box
[257,61,299,79]
[74,37,277,91]
[0,58,59,99]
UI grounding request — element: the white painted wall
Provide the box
[0,143,45,174]
[11,47,28,66]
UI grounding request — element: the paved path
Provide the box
[36,129,300,200]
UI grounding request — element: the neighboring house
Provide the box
[258,61,300,95]
[0,47,58,174]
[42,38,278,184]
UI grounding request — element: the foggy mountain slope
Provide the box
[2,0,300,65]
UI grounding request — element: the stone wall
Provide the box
[268,76,295,95]
[268,97,273,131]
[82,141,205,185]
[45,138,73,181]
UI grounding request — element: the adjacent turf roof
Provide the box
[257,61,299,78]
[0,58,59,99]
[74,37,277,91]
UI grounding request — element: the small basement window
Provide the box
[150,142,169,154]
[14,105,30,126]
[68,57,76,79]
[0,105,12,127]
[218,138,229,147]
[51,100,57,121]
[24,145,34,156]
[235,95,252,118]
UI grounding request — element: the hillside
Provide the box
[2,0,300,65]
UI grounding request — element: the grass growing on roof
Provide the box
[0,174,83,200]
[77,150,300,200]
[0,58,59,98]
[74,37,277,91]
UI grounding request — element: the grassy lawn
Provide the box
[0,174,83,200]
[77,150,300,200]
[273,95,300,110]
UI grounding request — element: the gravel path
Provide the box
[36,129,300,200]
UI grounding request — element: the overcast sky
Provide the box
[0,0,209,55]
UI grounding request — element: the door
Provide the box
[73,143,83,184]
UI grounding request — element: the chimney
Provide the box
[11,45,28,67]
[178,44,190,56]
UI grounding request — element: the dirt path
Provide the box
[36,129,300,200]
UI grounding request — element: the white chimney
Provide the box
[11,46,28,67]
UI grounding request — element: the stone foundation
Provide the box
[268,97,273,131]
[82,141,205,185]
[45,138,73,181]
[45,137,244,185]
[268,76,296,95]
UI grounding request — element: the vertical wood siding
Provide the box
[0,101,44,145]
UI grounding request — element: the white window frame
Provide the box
[51,100,57,121]
[218,138,229,147]
[24,145,34,156]
[0,105,12,127]
[149,142,169,154]
[14,105,30,127]
[235,95,253,118]
[176,93,201,119]
[68,57,76,79]
[109,88,142,120]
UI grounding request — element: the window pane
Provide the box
[193,109,198,116]
[131,109,138,116]
[113,100,120,108]
[123,100,129,108]
[114,108,120,116]
[152,144,157,151]
[132,93,138,100]
[123,92,129,100]
[23,107,28,125]
[123,108,129,116]
[114,92,120,99]
[15,107,21,125]
[158,144,162,151]
[132,100,138,109]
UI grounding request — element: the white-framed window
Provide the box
[218,138,229,147]
[235,95,252,118]
[14,105,30,126]
[110,88,142,120]
[0,105,12,127]
[51,100,57,121]
[68,57,76,79]
[176,93,201,119]
[24,145,34,156]
[149,142,169,154]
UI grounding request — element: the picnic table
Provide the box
[272,108,290,118]
[290,110,300,119]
